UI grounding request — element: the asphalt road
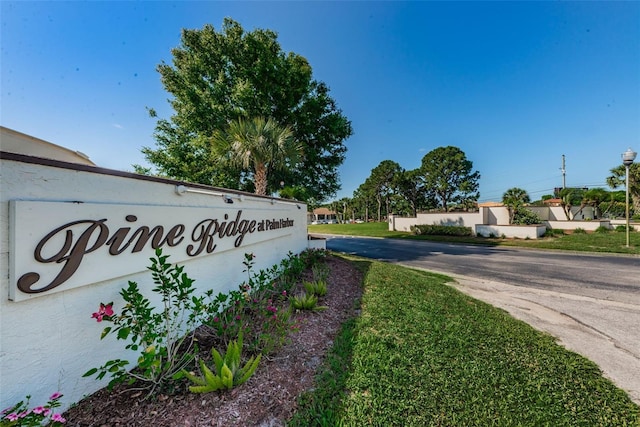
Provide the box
[322,235,640,404]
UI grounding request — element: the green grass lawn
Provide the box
[289,256,640,426]
[308,222,640,255]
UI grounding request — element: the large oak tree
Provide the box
[141,18,352,201]
[420,146,480,211]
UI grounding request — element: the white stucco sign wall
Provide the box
[0,152,308,412]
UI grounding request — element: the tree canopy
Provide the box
[395,168,432,217]
[140,18,352,201]
[420,146,480,211]
[359,160,402,221]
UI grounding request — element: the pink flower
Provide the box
[43,408,51,416]
[91,303,113,322]
[49,392,63,400]
[18,410,29,418]
[32,406,45,414]
[51,413,66,423]
[6,413,18,421]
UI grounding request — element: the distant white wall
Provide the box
[611,219,639,228]
[0,153,307,413]
[549,206,567,221]
[483,206,510,225]
[390,205,591,239]
[545,220,611,231]
[476,224,547,239]
[390,212,482,232]
[529,206,571,221]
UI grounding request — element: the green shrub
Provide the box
[299,248,328,268]
[84,249,205,393]
[615,225,635,232]
[512,208,542,225]
[543,228,565,237]
[573,228,587,234]
[202,252,297,354]
[595,226,611,233]
[410,224,473,236]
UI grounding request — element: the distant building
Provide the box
[543,198,563,207]
[1,126,96,166]
[477,201,504,208]
[308,207,338,224]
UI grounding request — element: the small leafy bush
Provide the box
[255,305,294,355]
[512,208,542,225]
[0,393,66,426]
[595,226,611,233]
[410,225,473,236]
[202,253,295,354]
[182,332,260,393]
[615,225,635,232]
[279,251,306,283]
[544,228,565,237]
[573,228,587,234]
[84,249,204,394]
[299,248,328,268]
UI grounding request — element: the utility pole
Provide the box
[561,154,566,189]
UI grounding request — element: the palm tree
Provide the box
[211,117,302,196]
[574,188,608,219]
[607,163,640,215]
[502,187,530,224]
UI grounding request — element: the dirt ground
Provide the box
[63,256,363,427]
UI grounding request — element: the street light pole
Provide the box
[622,148,637,248]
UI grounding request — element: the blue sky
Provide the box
[2,1,639,203]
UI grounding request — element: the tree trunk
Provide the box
[254,164,268,196]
